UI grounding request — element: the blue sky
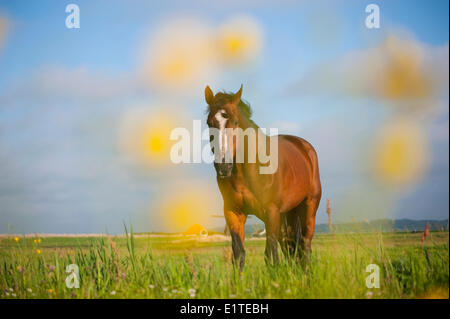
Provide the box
[0,0,448,233]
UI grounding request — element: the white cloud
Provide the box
[1,66,144,106]
[269,120,301,135]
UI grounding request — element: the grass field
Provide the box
[0,228,448,299]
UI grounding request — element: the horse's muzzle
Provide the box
[215,162,233,179]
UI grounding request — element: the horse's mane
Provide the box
[208,91,259,128]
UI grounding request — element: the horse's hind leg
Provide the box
[279,213,289,258]
[283,208,302,259]
[298,196,321,262]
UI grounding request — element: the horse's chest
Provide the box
[234,185,264,216]
[218,177,266,218]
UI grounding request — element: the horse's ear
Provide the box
[232,84,243,105]
[205,85,214,105]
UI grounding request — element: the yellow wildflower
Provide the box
[36,249,41,254]
[13,236,19,242]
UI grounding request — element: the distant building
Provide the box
[252,228,266,237]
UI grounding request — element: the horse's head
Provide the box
[205,85,243,179]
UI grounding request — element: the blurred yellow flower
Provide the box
[38,238,41,243]
[143,19,215,90]
[48,289,53,294]
[377,36,431,101]
[13,236,19,242]
[119,108,180,168]
[159,184,219,232]
[36,249,41,254]
[216,15,263,65]
[141,15,264,91]
[372,119,429,186]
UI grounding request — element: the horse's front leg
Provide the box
[225,209,247,272]
[264,205,281,266]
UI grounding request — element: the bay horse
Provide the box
[205,85,322,271]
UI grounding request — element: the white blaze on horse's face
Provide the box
[215,110,228,161]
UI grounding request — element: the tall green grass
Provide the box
[0,229,448,299]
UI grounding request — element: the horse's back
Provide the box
[279,135,319,174]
